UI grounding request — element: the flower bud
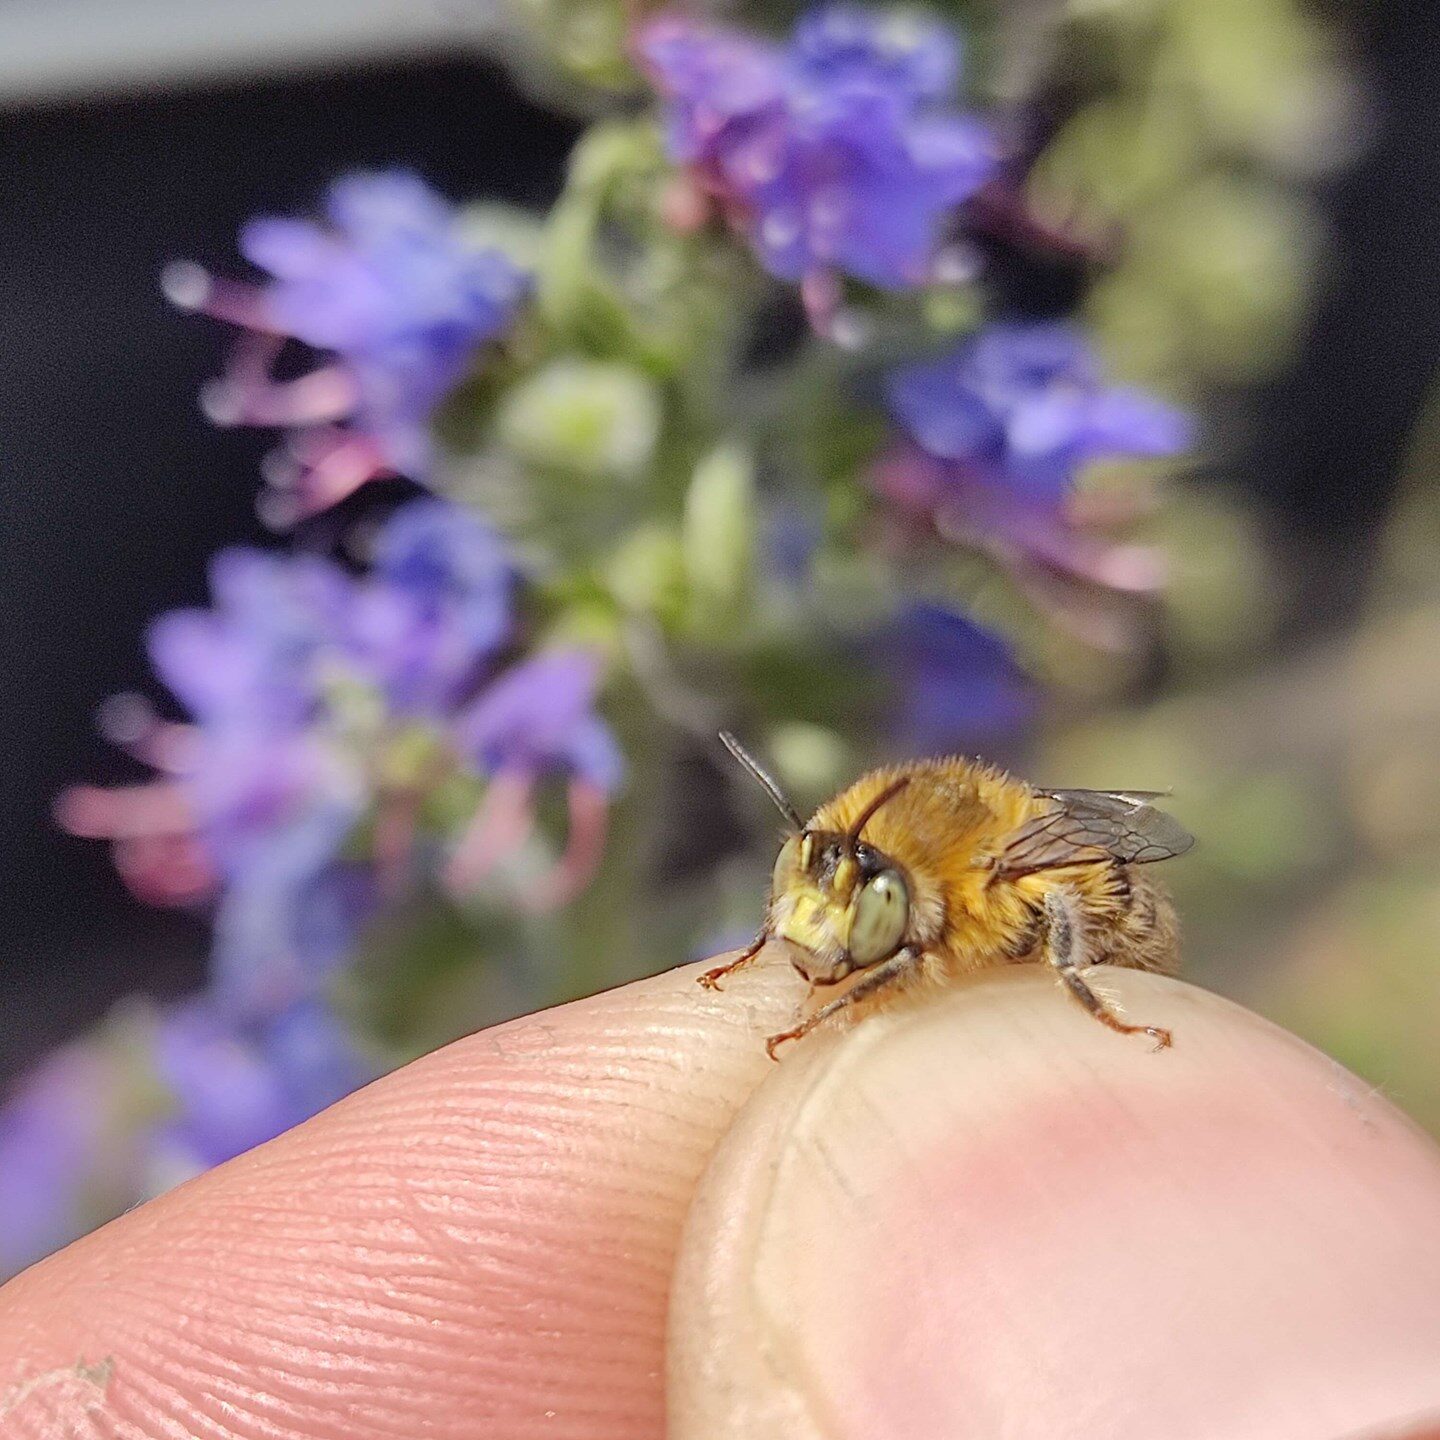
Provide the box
[498,359,661,480]
[683,444,756,625]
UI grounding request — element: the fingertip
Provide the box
[669,967,1440,1439]
[0,954,807,1440]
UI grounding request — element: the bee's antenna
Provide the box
[848,776,910,842]
[719,731,804,831]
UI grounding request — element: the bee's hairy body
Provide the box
[707,741,1192,1057]
[772,757,1179,984]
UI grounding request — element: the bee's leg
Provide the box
[698,934,767,991]
[1042,889,1172,1051]
[765,947,920,1061]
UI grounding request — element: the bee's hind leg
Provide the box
[1042,888,1172,1051]
[766,947,921,1061]
[698,934,767,991]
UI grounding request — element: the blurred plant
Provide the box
[0,997,376,1276]
[882,321,1183,558]
[1028,0,1351,389]
[57,499,619,1016]
[0,1045,115,1275]
[1,0,1353,1276]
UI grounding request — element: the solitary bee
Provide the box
[704,733,1194,1059]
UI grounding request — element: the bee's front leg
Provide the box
[765,947,921,1061]
[698,934,767,991]
[1042,888,1172,1051]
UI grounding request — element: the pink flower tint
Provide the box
[871,443,1168,653]
[60,504,619,1010]
[165,170,528,520]
[875,322,1189,651]
[54,780,215,908]
[445,650,623,910]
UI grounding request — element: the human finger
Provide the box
[669,966,1440,1440]
[0,953,803,1440]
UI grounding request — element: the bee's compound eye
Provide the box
[771,834,801,893]
[849,869,908,965]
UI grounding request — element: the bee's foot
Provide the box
[698,938,766,993]
[1142,1024,1173,1052]
[764,1029,799,1062]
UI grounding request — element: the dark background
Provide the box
[1,1,1436,1080]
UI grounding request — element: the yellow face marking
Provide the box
[773,890,843,954]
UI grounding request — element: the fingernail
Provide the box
[669,968,1440,1439]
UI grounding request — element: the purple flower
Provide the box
[0,1047,110,1276]
[357,498,515,714]
[59,502,618,1009]
[148,550,352,730]
[448,650,623,910]
[875,323,1190,647]
[456,649,623,791]
[790,6,959,101]
[873,602,1034,751]
[0,996,376,1274]
[165,171,528,517]
[143,997,374,1186]
[372,497,514,649]
[886,322,1193,500]
[639,7,995,295]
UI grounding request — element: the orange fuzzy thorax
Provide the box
[807,757,1117,973]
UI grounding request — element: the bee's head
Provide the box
[719,732,913,985]
[767,826,911,985]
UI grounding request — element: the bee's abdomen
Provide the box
[1094,868,1181,975]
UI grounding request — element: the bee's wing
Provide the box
[995,788,1195,875]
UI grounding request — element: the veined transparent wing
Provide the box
[995,788,1194,875]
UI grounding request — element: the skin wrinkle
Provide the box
[138,1276,615,1425]
[13,957,1440,1440]
[0,956,802,1440]
[118,1361,223,1440]
[128,1348,280,1440]
[0,1359,115,1420]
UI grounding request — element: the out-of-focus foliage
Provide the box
[1030,0,1353,389]
[4,0,1399,1282]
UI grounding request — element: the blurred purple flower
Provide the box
[358,497,515,714]
[887,322,1192,500]
[143,997,374,1186]
[448,650,623,910]
[0,1047,110,1276]
[0,996,375,1276]
[164,171,528,518]
[638,6,995,302]
[457,649,623,791]
[877,323,1190,648]
[873,602,1034,751]
[59,501,617,1014]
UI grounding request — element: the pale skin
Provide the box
[4,956,1440,1440]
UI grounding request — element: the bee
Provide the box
[703,732,1194,1060]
